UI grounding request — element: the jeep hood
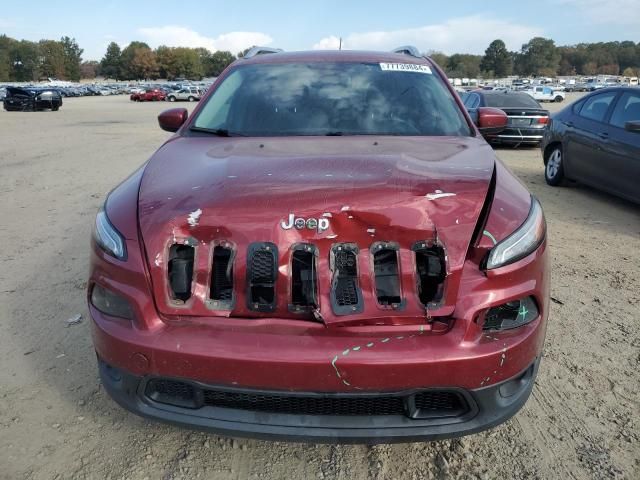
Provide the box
[138,135,495,323]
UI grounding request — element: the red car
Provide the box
[130,88,166,102]
[89,46,549,443]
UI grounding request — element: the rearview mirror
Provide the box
[477,107,508,135]
[625,120,640,133]
[158,108,188,132]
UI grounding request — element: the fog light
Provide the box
[91,284,134,320]
[483,296,538,331]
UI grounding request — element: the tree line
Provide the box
[98,41,239,80]
[0,35,84,82]
[2,33,640,82]
[430,38,640,79]
[0,35,241,82]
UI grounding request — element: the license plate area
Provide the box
[509,118,531,126]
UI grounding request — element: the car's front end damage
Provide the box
[88,130,549,443]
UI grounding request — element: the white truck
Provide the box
[524,85,565,103]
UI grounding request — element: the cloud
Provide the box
[556,0,640,25]
[137,25,273,53]
[312,35,341,50]
[312,16,542,54]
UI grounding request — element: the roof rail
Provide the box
[242,46,283,59]
[391,46,422,58]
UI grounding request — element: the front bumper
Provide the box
[99,356,540,443]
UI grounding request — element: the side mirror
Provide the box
[625,120,640,133]
[158,108,188,132]
[477,107,508,135]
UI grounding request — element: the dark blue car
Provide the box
[541,87,640,204]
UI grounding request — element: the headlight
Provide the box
[483,296,538,330]
[90,284,134,319]
[94,208,127,260]
[486,197,546,269]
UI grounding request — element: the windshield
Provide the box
[193,62,471,136]
[485,93,541,109]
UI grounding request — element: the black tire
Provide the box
[52,106,59,111]
[545,145,565,186]
[554,96,563,103]
[169,96,176,102]
[188,96,195,102]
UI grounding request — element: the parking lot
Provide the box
[0,94,638,480]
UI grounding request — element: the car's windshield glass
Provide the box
[193,62,471,136]
[485,93,540,108]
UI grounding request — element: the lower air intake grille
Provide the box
[202,390,405,416]
[144,379,470,418]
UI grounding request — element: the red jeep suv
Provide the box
[89,46,549,443]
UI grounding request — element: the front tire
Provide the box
[545,145,565,186]
[188,96,195,102]
[554,96,563,103]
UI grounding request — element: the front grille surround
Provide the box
[144,378,471,420]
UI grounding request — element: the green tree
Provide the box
[172,47,203,79]
[155,45,177,79]
[208,50,235,76]
[0,35,15,81]
[61,36,83,81]
[11,40,40,81]
[427,51,448,70]
[119,41,151,79]
[446,54,482,78]
[100,42,122,79]
[516,37,561,76]
[38,40,66,79]
[480,39,512,77]
[129,48,158,79]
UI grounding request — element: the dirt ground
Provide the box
[1,94,638,480]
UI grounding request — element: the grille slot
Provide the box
[372,244,402,306]
[168,244,195,302]
[144,379,470,418]
[247,242,278,312]
[209,245,234,308]
[330,244,363,315]
[413,242,446,305]
[290,245,318,312]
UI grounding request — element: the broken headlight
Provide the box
[486,197,545,269]
[94,208,126,260]
[91,284,134,319]
[484,296,538,330]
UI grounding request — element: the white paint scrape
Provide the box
[187,208,202,227]
[425,190,456,200]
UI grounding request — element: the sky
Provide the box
[1,0,639,61]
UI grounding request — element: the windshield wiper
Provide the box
[190,126,246,137]
[325,131,344,136]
